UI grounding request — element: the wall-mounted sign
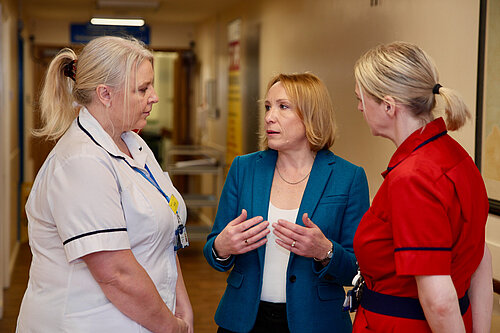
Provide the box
[70,23,150,44]
[226,18,243,166]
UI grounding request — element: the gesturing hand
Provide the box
[213,209,270,258]
[273,213,332,260]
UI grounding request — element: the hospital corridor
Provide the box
[1,0,500,332]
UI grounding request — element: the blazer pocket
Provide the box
[317,283,344,301]
[319,194,348,205]
[227,270,244,289]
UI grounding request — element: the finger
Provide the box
[245,225,270,244]
[238,215,265,232]
[228,209,248,226]
[276,219,308,235]
[302,213,316,228]
[275,237,300,254]
[273,227,297,245]
[274,221,305,240]
[240,237,268,254]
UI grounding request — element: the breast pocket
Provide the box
[319,194,348,205]
[314,195,348,239]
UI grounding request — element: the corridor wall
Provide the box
[0,0,20,318]
[194,0,500,280]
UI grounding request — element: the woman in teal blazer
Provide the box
[203,73,369,333]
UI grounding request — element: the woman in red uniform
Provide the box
[351,41,493,332]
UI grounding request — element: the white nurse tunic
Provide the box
[16,107,186,332]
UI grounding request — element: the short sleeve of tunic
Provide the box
[47,154,130,262]
[389,170,453,276]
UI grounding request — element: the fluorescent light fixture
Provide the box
[90,18,145,26]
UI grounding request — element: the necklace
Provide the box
[276,165,312,185]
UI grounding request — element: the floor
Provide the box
[1,242,500,332]
[0,241,228,333]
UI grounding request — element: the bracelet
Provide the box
[212,246,231,262]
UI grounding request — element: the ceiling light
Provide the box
[90,18,145,26]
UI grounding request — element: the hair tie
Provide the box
[432,83,442,95]
[63,59,77,82]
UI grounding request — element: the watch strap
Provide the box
[212,245,231,262]
[314,242,333,262]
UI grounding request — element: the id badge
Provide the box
[174,213,189,251]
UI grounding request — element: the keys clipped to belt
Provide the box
[343,268,365,312]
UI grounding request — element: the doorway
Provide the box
[141,51,179,168]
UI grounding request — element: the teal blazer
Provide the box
[203,149,369,333]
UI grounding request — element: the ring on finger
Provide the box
[244,239,248,244]
[291,240,296,247]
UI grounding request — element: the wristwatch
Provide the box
[314,242,333,263]
[212,245,231,262]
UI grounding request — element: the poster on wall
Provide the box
[477,0,500,215]
[226,18,243,167]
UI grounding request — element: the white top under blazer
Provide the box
[16,108,186,332]
[260,202,299,303]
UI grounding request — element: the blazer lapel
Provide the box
[252,150,277,268]
[296,150,336,226]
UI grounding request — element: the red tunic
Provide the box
[353,118,488,332]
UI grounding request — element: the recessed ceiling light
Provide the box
[90,18,145,26]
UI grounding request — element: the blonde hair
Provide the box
[36,36,153,140]
[354,41,470,131]
[260,73,337,151]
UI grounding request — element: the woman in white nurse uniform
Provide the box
[16,36,192,333]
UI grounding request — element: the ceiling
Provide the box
[20,0,244,24]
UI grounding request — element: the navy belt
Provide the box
[361,286,470,320]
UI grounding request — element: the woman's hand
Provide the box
[174,256,193,333]
[174,317,189,333]
[273,213,332,260]
[213,209,270,258]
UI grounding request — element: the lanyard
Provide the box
[77,117,189,250]
[126,162,188,251]
[127,162,172,205]
[385,130,447,175]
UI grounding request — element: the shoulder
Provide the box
[54,121,112,163]
[320,150,365,174]
[391,136,469,184]
[236,149,275,162]
[42,124,118,182]
[229,149,276,167]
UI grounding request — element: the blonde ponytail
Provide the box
[354,41,471,131]
[34,48,78,140]
[437,87,471,131]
